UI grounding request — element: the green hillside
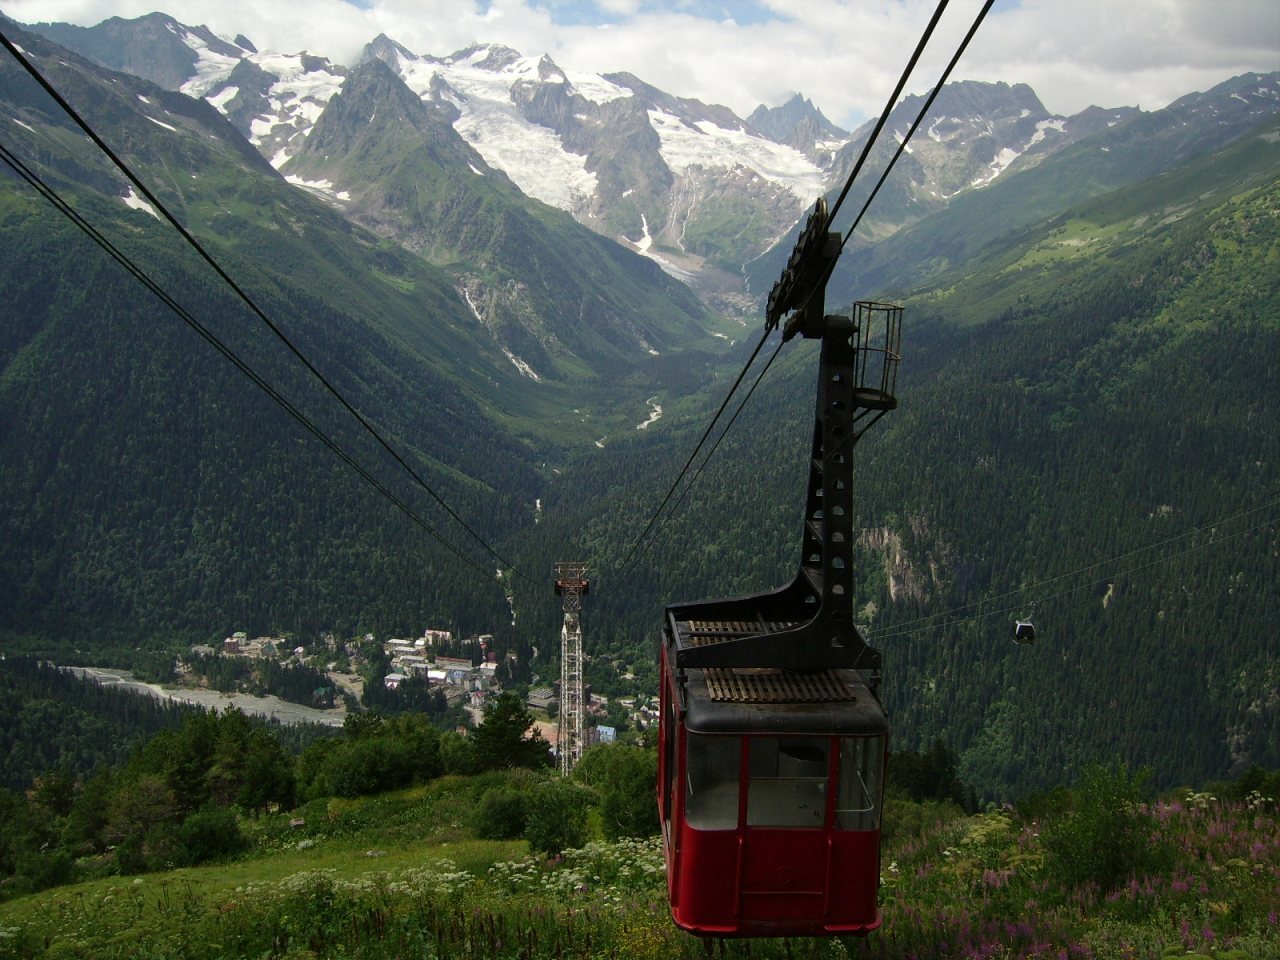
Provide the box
[1,760,1276,959]
[503,118,1280,800]
[0,685,1275,958]
[2,22,1278,810]
[283,58,726,383]
[0,25,728,654]
[0,182,528,647]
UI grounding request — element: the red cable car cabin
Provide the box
[658,632,888,936]
[657,290,902,937]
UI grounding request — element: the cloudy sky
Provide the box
[5,0,1278,129]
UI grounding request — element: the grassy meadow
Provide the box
[1,767,1277,960]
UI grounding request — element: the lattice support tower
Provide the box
[554,562,589,774]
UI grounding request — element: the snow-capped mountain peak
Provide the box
[30,12,1242,298]
[202,51,347,168]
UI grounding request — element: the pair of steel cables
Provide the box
[614,0,997,580]
[0,27,525,585]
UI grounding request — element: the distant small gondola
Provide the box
[1013,619,1036,644]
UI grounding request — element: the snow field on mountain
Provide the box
[207,86,238,111]
[121,185,159,219]
[647,109,826,201]
[175,26,243,98]
[284,175,350,201]
[244,54,345,157]
[561,72,631,106]
[1029,118,1067,147]
[395,52,599,213]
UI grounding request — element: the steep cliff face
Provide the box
[858,516,957,605]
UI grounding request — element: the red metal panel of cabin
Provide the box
[670,824,742,934]
[740,826,826,927]
[670,823,882,935]
[660,645,885,936]
[822,830,882,932]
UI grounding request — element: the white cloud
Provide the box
[956,0,1280,113]
[4,0,1277,126]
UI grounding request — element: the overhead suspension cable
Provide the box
[658,0,997,536]
[789,0,996,325]
[0,137,495,580]
[868,493,1280,642]
[0,28,528,584]
[614,328,776,577]
[836,0,995,256]
[827,0,951,225]
[613,1,962,579]
[619,339,788,577]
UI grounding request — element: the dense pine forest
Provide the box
[502,128,1280,800]
[0,657,342,793]
[0,658,200,793]
[3,121,1276,801]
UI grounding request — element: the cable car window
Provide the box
[746,737,830,828]
[835,735,885,830]
[684,733,740,830]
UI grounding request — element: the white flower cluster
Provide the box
[385,859,476,897]
[485,837,665,902]
[233,858,477,906]
[486,856,542,893]
[1245,789,1274,812]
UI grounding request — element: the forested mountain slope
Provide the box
[0,25,719,652]
[282,56,716,381]
[3,19,1277,806]
[508,116,1280,800]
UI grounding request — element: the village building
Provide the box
[526,686,556,712]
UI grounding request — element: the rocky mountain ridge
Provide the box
[19,10,1172,299]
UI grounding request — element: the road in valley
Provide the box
[66,665,347,726]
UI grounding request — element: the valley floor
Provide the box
[64,666,348,727]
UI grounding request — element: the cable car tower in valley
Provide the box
[658,198,903,937]
[555,562,589,774]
